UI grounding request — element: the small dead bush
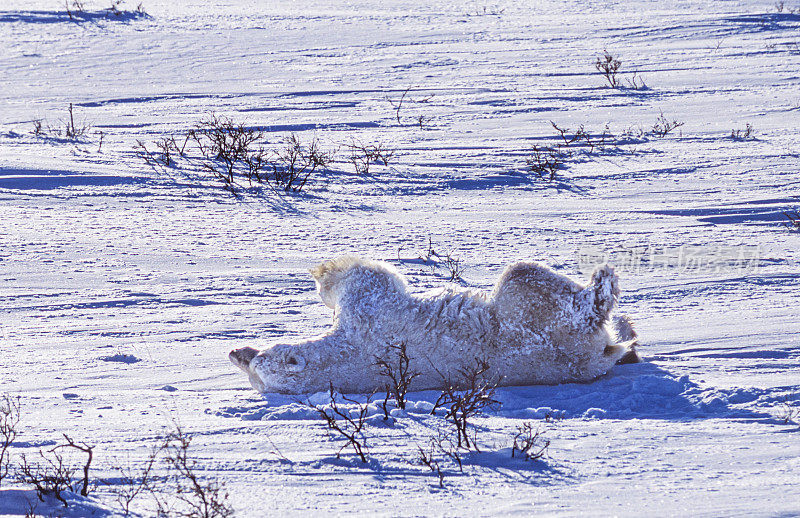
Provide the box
[777,400,799,424]
[650,112,684,138]
[66,0,149,21]
[467,5,505,16]
[552,121,615,153]
[192,114,266,188]
[135,136,187,169]
[160,425,234,518]
[595,50,622,88]
[346,140,394,175]
[18,452,75,507]
[137,117,331,195]
[783,210,800,232]
[64,103,91,140]
[387,86,434,126]
[0,394,20,488]
[415,432,466,488]
[18,434,94,507]
[526,145,561,181]
[273,134,331,192]
[65,0,86,19]
[105,0,149,17]
[106,425,233,517]
[32,104,92,140]
[626,71,648,90]
[106,0,125,15]
[432,359,501,450]
[524,121,626,181]
[730,123,755,141]
[108,442,165,516]
[308,384,373,463]
[429,433,463,471]
[415,237,467,280]
[416,443,445,488]
[375,342,420,412]
[441,254,465,282]
[511,422,550,461]
[775,2,800,13]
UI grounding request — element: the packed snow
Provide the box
[1,0,799,516]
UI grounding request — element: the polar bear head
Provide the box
[309,255,408,310]
[229,344,308,393]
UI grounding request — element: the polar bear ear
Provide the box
[309,265,324,280]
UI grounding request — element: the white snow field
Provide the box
[1,0,800,515]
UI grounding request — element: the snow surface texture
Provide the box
[230,256,635,393]
[1,0,800,516]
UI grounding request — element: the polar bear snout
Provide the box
[229,347,259,372]
[230,346,306,374]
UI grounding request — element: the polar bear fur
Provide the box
[230,256,640,394]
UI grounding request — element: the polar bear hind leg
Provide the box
[492,262,585,332]
[588,265,620,323]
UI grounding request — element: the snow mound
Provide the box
[0,488,114,517]
[218,363,776,422]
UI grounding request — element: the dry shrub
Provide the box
[160,426,234,518]
[308,384,373,463]
[511,422,550,461]
[526,146,561,181]
[432,359,501,450]
[375,341,420,412]
[595,51,622,88]
[18,434,94,507]
[650,112,684,137]
[730,123,754,141]
[346,141,394,175]
[273,134,331,192]
[0,394,20,488]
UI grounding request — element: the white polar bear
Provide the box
[230,256,639,394]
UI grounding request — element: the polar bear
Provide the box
[230,256,639,394]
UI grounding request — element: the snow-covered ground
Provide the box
[1,0,799,515]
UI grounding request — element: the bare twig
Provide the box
[308,384,373,463]
[375,342,421,410]
[162,425,234,518]
[511,422,550,461]
[52,435,94,497]
[0,394,20,488]
[650,112,684,138]
[595,51,622,88]
[432,358,501,450]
